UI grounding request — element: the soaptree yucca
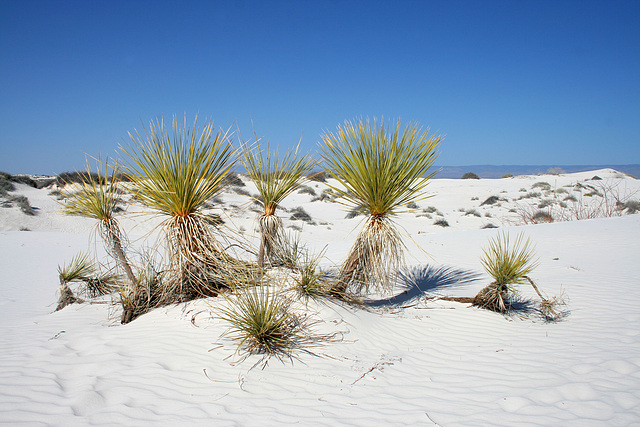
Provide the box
[241,142,316,267]
[121,115,235,301]
[321,118,442,295]
[475,231,539,313]
[58,161,137,294]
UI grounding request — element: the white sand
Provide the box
[0,169,639,425]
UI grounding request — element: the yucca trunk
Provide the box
[333,214,403,295]
[165,214,228,299]
[56,278,80,311]
[258,204,282,268]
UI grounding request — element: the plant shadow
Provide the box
[367,264,483,307]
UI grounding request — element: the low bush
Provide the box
[481,195,501,206]
[297,185,317,196]
[223,172,245,187]
[290,206,314,224]
[434,218,449,227]
[461,172,480,179]
[532,182,551,190]
[307,170,331,182]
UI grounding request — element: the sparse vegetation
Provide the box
[481,195,501,206]
[434,218,449,227]
[461,172,480,179]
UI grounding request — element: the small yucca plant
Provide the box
[320,117,442,295]
[241,142,316,267]
[475,231,539,312]
[121,115,236,300]
[56,252,95,310]
[58,161,137,296]
[218,283,307,363]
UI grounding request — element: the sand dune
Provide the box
[0,169,638,425]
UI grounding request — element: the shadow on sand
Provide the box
[367,264,483,307]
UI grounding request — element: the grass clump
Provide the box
[241,141,316,267]
[321,117,442,296]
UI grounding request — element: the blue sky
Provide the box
[1,0,638,175]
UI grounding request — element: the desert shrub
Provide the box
[290,206,314,224]
[623,199,639,214]
[293,248,331,301]
[434,218,449,227]
[308,170,331,182]
[471,196,479,201]
[484,212,492,217]
[297,185,317,196]
[502,174,513,178]
[475,232,564,320]
[345,207,366,219]
[517,191,541,200]
[563,194,577,202]
[590,175,602,181]
[406,202,419,209]
[519,188,527,192]
[423,206,438,214]
[121,115,239,313]
[241,142,316,267]
[223,172,245,187]
[547,167,565,175]
[321,117,442,295]
[461,172,480,179]
[463,208,481,217]
[0,174,15,194]
[532,181,551,190]
[218,283,316,363]
[312,188,337,202]
[481,195,501,206]
[481,223,498,229]
[232,186,252,197]
[538,199,554,208]
[57,171,106,186]
[532,210,554,223]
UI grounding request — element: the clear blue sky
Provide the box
[1,0,638,175]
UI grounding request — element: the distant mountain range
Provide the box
[430,165,640,179]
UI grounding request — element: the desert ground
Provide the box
[0,168,639,426]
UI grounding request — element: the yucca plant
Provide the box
[320,117,442,295]
[58,161,137,298]
[121,115,237,301]
[475,231,540,312]
[218,280,308,364]
[56,252,95,310]
[241,142,316,267]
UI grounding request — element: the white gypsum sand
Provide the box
[0,168,638,425]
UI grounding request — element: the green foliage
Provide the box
[320,118,441,217]
[59,161,120,223]
[121,115,235,218]
[241,142,316,216]
[461,172,480,179]
[480,232,538,287]
[218,284,306,358]
[58,252,97,284]
[320,118,442,294]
